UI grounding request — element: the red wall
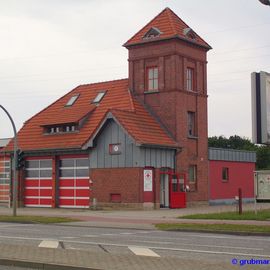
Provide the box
[209,161,255,200]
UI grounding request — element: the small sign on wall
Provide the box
[109,143,121,155]
[144,169,153,192]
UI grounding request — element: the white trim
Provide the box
[25,196,52,199]
[24,204,52,208]
[25,168,52,171]
[0,184,10,186]
[59,177,89,180]
[58,205,89,209]
[25,187,52,190]
[59,166,88,170]
[25,177,52,180]
[59,196,89,199]
[59,186,89,190]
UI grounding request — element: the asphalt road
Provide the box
[0,222,269,268]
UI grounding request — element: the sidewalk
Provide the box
[0,243,233,270]
[0,202,269,229]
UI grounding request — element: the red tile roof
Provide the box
[124,7,211,49]
[5,79,178,152]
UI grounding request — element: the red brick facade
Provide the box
[127,38,209,202]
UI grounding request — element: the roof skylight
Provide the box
[65,94,79,107]
[92,91,106,104]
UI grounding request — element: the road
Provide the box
[0,222,269,268]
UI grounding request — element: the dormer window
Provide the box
[147,67,158,91]
[92,91,106,104]
[46,124,78,134]
[65,94,79,107]
[143,27,162,39]
[183,28,196,40]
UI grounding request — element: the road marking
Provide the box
[120,232,134,235]
[61,237,77,239]
[101,233,117,236]
[0,235,268,258]
[38,240,59,248]
[83,235,99,238]
[129,239,263,250]
[128,246,160,257]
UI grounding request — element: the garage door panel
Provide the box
[40,189,52,197]
[25,189,39,196]
[76,189,90,197]
[59,189,75,197]
[39,198,52,206]
[40,180,53,187]
[24,198,39,205]
[75,198,90,206]
[76,179,89,187]
[59,198,74,207]
[25,179,39,187]
[59,179,75,187]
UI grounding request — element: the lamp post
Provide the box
[0,105,18,216]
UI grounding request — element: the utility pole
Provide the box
[0,105,18,216]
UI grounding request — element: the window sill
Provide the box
[188,135,198,140]
[144,90,159,94]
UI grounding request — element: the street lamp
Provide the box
[258,0,270,6]
[0,105,18,216]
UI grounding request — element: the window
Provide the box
[92,91,106,104]
[147,67,158,91]
[25,159,52,179]
[65,94,79,107]
[187,111,196,137]
[59,158,89,178]
[222,167,229,182]
[188,165,197,183]
[187,68,194,91]
[143,27,161,39]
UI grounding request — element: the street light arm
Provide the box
[0,104,18,217]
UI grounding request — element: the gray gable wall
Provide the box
[89,119,175,169]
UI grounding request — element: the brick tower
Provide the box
[124,8,212,202]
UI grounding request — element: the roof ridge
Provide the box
[78,78,128,88]
[165,7,178,36]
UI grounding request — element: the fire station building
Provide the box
[2,8,212,209]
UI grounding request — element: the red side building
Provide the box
[2,8,212,209]
[209,148,256,205]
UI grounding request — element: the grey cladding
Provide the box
[209,147,256,163]
[89,119,175,168]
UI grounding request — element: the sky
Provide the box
[0,0,270,140]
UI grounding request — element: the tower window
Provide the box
[187,68,194,91]
[147,67,158,91]
[187,111,196,137]
[188,165,197,183]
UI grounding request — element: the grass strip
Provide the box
[0,215,79,224]
[155,223,270,234]
[179,209,270,221]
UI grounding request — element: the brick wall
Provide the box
[128,38,209,203]
[91,168,143,204]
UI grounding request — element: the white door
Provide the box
[160,174,169,208]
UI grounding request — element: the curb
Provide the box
[157,228,270,236]
[0,258,101,270]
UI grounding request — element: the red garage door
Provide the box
[0,156,10,204]
[59,157,90,208]
[24,159,53,207]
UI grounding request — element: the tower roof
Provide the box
[124,7,211,50]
